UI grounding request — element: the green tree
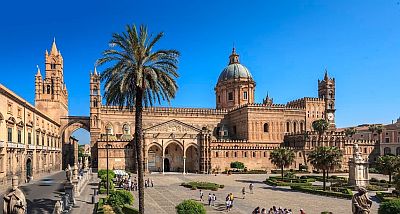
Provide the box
[230,161,245,169]
[312,119,330,147]
[109,190,134,207]
[344,127,357,138]
[376,155,400,186]
[269,147,295,180]
[176,200,206,214]
[98,24,180,214]
[378,199,400,214]
[369,124,383,142]
[308,146,343,191]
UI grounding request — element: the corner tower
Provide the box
[318,70,336,128]
[35,39,69,123]
[215,48,255,109]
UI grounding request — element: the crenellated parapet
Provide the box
[101,106,228,116]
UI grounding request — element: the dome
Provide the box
[218,63,252,82]
[217,48,253,83]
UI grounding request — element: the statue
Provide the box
[3,176,27,214]
[84,157,89,169]
[352,187,372,214]
[65,164,72,182]
[353,144,363,161]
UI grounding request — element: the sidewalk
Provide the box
[71,173,99,214]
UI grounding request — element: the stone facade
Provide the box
[90,48,375,173]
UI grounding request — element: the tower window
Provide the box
[243,91,248,100]
[228,92,233,101]
[47,85,51,94]
[263,123,269,133]
[286,122,290,132]
[293,123,297,132]
[93,99,98,108]
[51,63,56,69]
[7,128,12,142]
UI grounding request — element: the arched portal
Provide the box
[164,141,183,172]
[164,158,171,172]
[185,145,199,173]
[147,144,163,172]
[26,158,32,179]
[60,116,90,169]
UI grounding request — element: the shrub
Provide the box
[230,161,245,169]
[290,186,353,199]
[121,205,139,214]
[380,179,388,184]
[378,199,400,214]
[98,169,116,179]
[370,177,379,183]
[176,200,206,214]
[182,181,222,191]
[366,184,388,191]
[108,190,134,207]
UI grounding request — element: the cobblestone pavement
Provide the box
[131,173,379,214]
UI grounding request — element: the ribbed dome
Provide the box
[217,48,253,83]
[218,63,252,82]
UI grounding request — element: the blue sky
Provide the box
[1,1,400,144]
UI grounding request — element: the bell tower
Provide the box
[35,39,69,123]
[318,70,336,128]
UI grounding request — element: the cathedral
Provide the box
[90,47,376,173]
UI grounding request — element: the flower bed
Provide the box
[290,185,353,199]
[181,181,224,191]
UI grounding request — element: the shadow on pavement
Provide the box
[261,186,295,192]
[234,179,265,184]
[27,198,57,214]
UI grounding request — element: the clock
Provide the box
[327,113,334,121]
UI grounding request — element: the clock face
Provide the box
[327,113,334,121]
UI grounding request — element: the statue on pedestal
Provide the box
[3,176,27,214]
[84,157,89,169]
[352,187,372,214]
[65,164,72,182]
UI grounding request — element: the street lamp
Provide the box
[106,127,111,196]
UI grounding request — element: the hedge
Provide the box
[181,181,224,191]
[376,192,399,202]
[265,178,312,187]
[290,186,353,199]
[269,176,316,183]
[176,200,206,214]
[378,199,400,214]
[109,190,134,207]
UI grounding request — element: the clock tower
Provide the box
[318,70,336,129]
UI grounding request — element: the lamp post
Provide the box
[106,127,111,196]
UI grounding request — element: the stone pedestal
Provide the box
[348,144,369,187]
[64,182,75,209]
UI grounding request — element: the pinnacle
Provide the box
[50,37,58,55]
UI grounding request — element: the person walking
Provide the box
[300,208,306,214]
[151,179,154,187]
[225,195,231,212]
[199,190,204,202]
[212,193,216,206]
[208,193,212,206]
[242,187,246,199]
[249,183,254,194]
[229,193,234,210]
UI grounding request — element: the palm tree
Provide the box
[344,127,356,139]
[269,147,295,180]
[308,146,342,191]
[312,119,330,147]
[97,24,180,214]
[376,155,400,186]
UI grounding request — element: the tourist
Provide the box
[145,179,148,188]
[299,208,306,214]
[128,179,132,191]
[249,183,254,194]
[229,193,234,209]
[212,193,216,206]
[208,193,212,206]
[199,190,204,202]
[242,187,246,199]
[252,206,260,214]
[261,208,267,214]
[225,197,231,212]
[151,179,154,187]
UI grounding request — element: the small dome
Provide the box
[217,48,253,83]
[218,63,252,82]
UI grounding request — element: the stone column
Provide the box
[146,159,149,173]
[162,156,165,174]
[183,156,186,175]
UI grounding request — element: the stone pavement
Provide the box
[130,173,380,214]
[71,173,99,214]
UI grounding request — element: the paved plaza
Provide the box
[131,173,380,214]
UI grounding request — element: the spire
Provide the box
[324,69,329,81]
[228,46,240,65]
[50,37,58,55]
[45,49,48,56]
[36,65,41,76]
[93,66,98,76]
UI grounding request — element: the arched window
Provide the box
[293,123,297,133]
[105,124,113,135]
[226,152,229,157]
[396,147,400,156]
[263,152,267,157]
[234,152,237,157]
[47,85,51,94]
[216,152,219,158]
[253,152,256,158]
[286,122,290,132]
[93,98,98,108]
[263,123,269,133]
[300,122,304,132]
[244,152,247,158]
[93,86,98,95]
[123,124,130,135]
[384,147,391,155]
[299,152,302,157]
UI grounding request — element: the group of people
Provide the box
[252,206,306,214]
[116,176,154,191]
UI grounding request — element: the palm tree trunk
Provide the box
[389,172,392,188]
[323,169,326,191]
[281,165,284,180]
[134,87,145,214]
